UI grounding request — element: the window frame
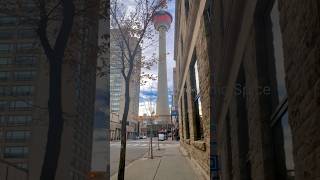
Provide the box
[189,52,204,140]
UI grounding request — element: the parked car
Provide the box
[158,133,165,141]
[142,135,147,139]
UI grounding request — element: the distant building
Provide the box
[110,29,141,140]
[0,1,99,179]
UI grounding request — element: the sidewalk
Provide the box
[111,142,203,180]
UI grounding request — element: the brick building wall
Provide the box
[278,1,320,179]
[175,0,319,180]
[207,0,320,180]
[174,0,210,179]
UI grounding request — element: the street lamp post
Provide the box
[157,129,160,150]
[150,115,153,159]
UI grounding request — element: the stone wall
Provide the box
[278,1,320,180]
[209,0,320,180]
[174,0,210,178]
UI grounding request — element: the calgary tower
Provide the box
[152,2,172,122]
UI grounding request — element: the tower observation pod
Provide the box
[152,9,172,122]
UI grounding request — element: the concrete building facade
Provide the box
[0,159,28,180]
[0,1,99,179]
[175,0,320,180]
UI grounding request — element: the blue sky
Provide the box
[139,0,176,115]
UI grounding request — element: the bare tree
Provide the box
[109,0,165,179]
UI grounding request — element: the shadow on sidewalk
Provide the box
[111,145,203,180]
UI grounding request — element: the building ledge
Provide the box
[185,139,191,144]
[193,140,206,151]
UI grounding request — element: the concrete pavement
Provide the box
[110,139,150,176]
[111,140,202,180]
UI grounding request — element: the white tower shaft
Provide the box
[156,26,169,118]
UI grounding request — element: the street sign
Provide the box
[171,110,178,116]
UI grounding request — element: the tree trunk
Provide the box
[38,1,75,179]
[40,60,63,180]
[118,79,131,180]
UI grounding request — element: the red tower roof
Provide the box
[152,10,173,31]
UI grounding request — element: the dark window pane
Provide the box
[8,115,32,125]
[4,146,29,158]
[18,29,37,39]
[0,44,12,53]
[273,111,295,180]
[0,57,12,65]
[14,71,36,81]
[0,17,17,25]
[281,112,295,179]
[15,56,36,65]
[271,0,287,102]
[0,30,15,39]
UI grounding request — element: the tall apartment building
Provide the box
[110,29,141,140]
[175,0,320,180]
[0,0,99,179]
[91,18,110,177]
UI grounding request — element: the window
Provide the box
[14,71,36,81]
[7,115,32,125]
[0,31,15,39]
[15,56,36,65]
[6,131,31,141]
[180,99,184,139]
[9,100,33,111]
[12,85,34,96]
[21,0,37,8]
[255,0,295,179]
[0,86,10,96]
[183,85,190,139]
[16,163,28,170]
[184,0,189,18]
[273,111,294,179]
[0,101,9,110]
[0,71,9,81]
[0,115,7,124]
[4,146,29,158]
[190,53,204,140]
[236,63,251,180]
[270,0,287,104]
[17,43,36,52]
[18,29,36,39]
[203,0,213,36]
[269,2,294,179]
[0,44,12,53]
[0,17,17,25]
[0,57,12,65]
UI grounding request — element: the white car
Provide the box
[142,136,147,139]
[158,133,165,141]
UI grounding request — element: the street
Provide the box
[110,138,179,176]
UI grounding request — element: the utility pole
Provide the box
[171,94,174,141]
[157,130,160,150]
